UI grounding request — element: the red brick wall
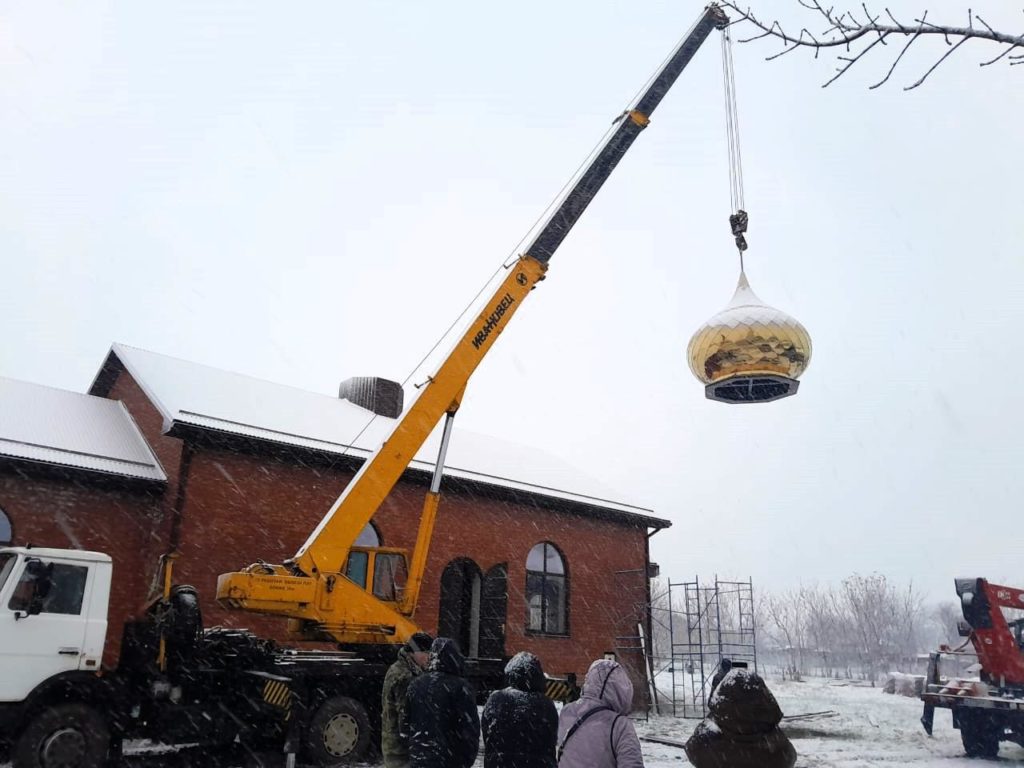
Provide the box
[167,442,359,641]
[0,470,165,667]
[170,441,652,698]
[383,480,652,689]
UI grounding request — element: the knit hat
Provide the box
[405,632,433,653]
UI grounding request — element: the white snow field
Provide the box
[637,675,1024,767]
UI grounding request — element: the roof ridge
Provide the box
[112,342,388,405]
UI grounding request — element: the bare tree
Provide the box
[803,585,842,677]
[648,577,673,663]
[761,588,809,679]
[754,575,957,682]
[894,579,928,666]
[838,573,926,683]
[841,573,892,684]
[931,600,963,646]
[721,2,1024,88]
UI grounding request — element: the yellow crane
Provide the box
[216,3,730,649]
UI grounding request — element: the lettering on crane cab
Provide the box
[472,293,516,350]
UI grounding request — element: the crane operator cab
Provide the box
[1011,618,1024,652]
[343,547,409,606]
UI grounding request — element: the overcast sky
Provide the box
[2,1,1022,603]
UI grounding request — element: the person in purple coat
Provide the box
[556,659,645,768]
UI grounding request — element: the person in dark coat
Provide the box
[481,651,558,768]
[684,668,796,768]
[381,631,434,768]
[407,637,480,768]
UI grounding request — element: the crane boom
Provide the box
[216,4,729,644]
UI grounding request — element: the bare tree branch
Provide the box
[980,43,1019,66]
[905,35,971,89]
[824,30,891,85]
[720,1,1024,87]
[869,13,927,88]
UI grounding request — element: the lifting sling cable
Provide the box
[361,10,722,501]
[366,8,717,411]
[721,25,749,269]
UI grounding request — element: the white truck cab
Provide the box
[0,547,111,702]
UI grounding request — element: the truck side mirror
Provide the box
[21,558,53,617]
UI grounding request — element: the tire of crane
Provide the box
[303,695,371,765]
[959,707,1000,759]
[12,703,110,768]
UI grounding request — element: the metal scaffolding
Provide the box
[651,576,757,718]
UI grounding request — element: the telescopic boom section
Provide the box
[528,5,729,264]
[216,5,728,643]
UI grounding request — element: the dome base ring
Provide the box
[705,374,799,404]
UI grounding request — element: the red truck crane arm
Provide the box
[957,577,1024,686]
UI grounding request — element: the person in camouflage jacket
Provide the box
[382,632,433,768]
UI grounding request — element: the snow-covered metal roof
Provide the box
[0,377,167,483]
[100,344,667,527]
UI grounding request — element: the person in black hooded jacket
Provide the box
[406,637,480,768]
[481,651,558,768]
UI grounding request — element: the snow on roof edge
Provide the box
[172,413,669,528]
[0,443,167,482]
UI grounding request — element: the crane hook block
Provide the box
[729,210,749,252]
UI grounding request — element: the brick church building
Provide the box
[0,343,669,704]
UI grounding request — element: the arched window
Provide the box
[355,521,381,547]
[526,542,567,635]
[0,506,10,545]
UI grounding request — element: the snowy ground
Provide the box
[638,675,1024,767]
[4,676,1023,767]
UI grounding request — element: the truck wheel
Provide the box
[13,703,110,768]
[960,708,1000,759]
[304,696,371,765]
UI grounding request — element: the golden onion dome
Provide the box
[688,271,811,403]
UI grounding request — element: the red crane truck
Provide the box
[921,578,1024,758]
